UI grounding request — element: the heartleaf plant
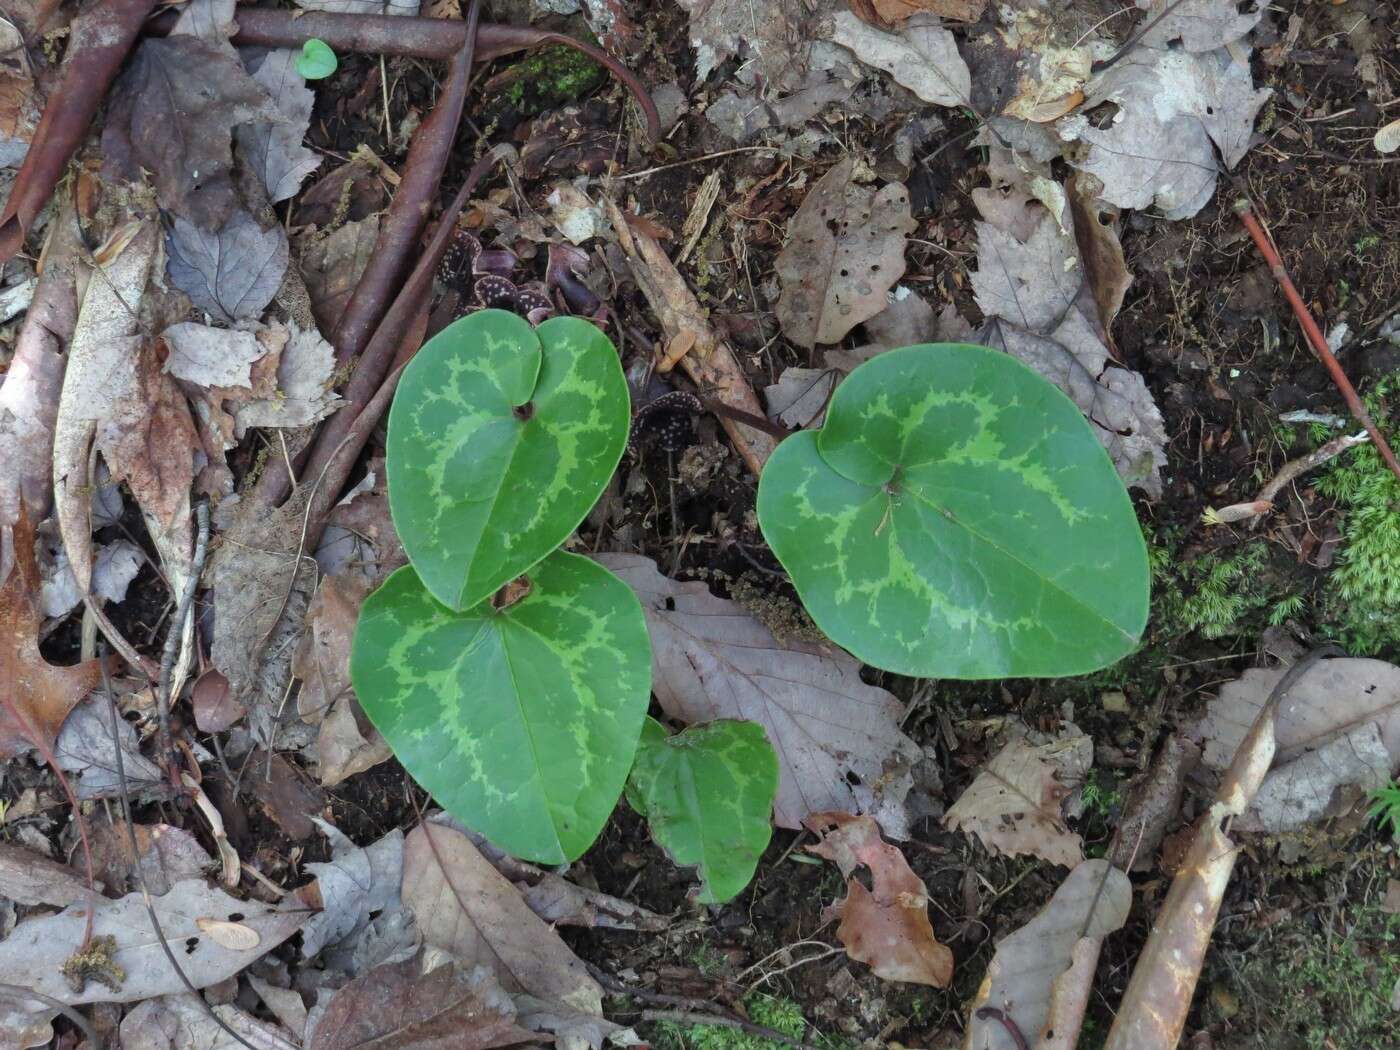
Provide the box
[352,310,650,864]
[756,344,1150,678]
[296,38,338,80]
[626,718,779,903]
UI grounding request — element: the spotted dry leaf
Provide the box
[943,731,1091,867]
[775,157,915,349]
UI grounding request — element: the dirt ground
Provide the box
[13,0,1400,1047]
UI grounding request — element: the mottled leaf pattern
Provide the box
[626,718,777,903]
[350,552,650,863]
[387,310,628,611]
[757,345,1148,678]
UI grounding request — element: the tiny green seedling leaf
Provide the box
[296,39,338,80]
[757,344,1149,678]
[350,551,651,864]
[387,309,629,611]
[626,718,778,903]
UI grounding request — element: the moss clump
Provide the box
[652,994,834,1050]
[1151,537,1285,641]
[478,44,606,127]
[1316,371,1400,656]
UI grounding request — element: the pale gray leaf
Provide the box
[167,210,289,325]
[970,218,1078,331]
[54,695,164,799]
[236,49,321,204]
[1236,722,1391,833]
[293,0,421,12]
[301,820,404,958]
[234,322,341,430]
[1136,0,1264,52]
[595,553,922,838]
[120,994,298,1050]
[162,323,268,389]
[41,540,144,618]
[765,367,836,429]
[824,12,970,107]
[171,0,237,41]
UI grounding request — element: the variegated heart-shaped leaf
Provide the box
[350,551,651,863]
[757,344,1148,678]
[626,718,777,903]
[387,309,628,611]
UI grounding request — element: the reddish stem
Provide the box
[1235,200,1400,485]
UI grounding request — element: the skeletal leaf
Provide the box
[967,859,1132,1049]
[596,553,922,838]
[626,718,778,903]
[352,553,651,864]
[943,731,1092,866]
[806,812,952,987]
[774,157,915,349]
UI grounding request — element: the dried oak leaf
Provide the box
[966,859,1131,1050]
[942,730,1091,867]
[805,812,952,987]
[0,515,107,760]
[775,156,915,349]
[309,956,534,1050]
[102,36,283,231]
[596,554,922,839]
[400,819,602,1014]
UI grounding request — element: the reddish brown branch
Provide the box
[1235,200,1400,485]
[147,8,660,139]
[0,0,156,264]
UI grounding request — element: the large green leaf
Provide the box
[756,344,1149,678]
[350,551,651,863]
[626,718,777,903]
[387,309,628,611]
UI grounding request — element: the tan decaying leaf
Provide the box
[1374,117,1400,155]
[775,155,915,349]
[986,7,1103,123]
[966,859,1132,1050]
[849,0,986,28]
[301,216,380,337]
[195,916,262,951]
[943,730,1091,867]
[825,12,971,107]
[973,208,1167,495]
[0,515,108,760]
[1067,173,1132,343]
[1066,47,1269,220]
[120,993,299,1050]
[595,554,922,838]
[0,18,39,167]
[308,955,534,1050]
[1195,657,1400,831]
[805,812,952,987]
[400,819,603,1014]
[0,878,306,1028]
[87,821,214,897]
[232,322,342,432]
[0,842,92,907]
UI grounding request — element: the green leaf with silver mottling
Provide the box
[350,551,651,864]
[626,718,777,903]
[757,344,1148,679]
[387,309,628,611]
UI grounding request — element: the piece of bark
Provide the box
[0,0,156,264]
[606,198,779,477]
[1111,734,1199,872]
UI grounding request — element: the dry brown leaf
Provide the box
[0,514,108,760]
[191,669,245,733]
[87,821,214,897]
[0,18,39,167]
[805,812,952,987]
[775,157,915,349]
[301,216,380,338]
[1068,173,1132,348]
[848,0,985,29]
[309,955,535,1050]
[400,819,603,1014]
[0,841,92,907]
[943,731,1091,867]
[596,554,922,838]
[966,859,1131,1050]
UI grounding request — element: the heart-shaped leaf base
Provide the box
[626,718,778,903]
[387,309,628,611]
[351,551,651,863]
[757,344,1149,678]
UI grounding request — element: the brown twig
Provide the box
[0,0,155,264]
[155,502,209,786]
[1250,429,1370,523]
[975,1007,1030,1050]
[1235,200,1400,485]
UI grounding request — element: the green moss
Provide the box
[1317,372,1400,657]
[652,994,847,1050]
[1151,537,1279,641]
[478,43,607,126]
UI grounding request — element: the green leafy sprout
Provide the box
[1368,779,1400,839]
[354,323,1150,894]
[296,38,338,80]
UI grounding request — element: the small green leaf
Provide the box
[296,38,338,80]
[387,309,629,611]
[350,551,651,863]
[757,344,1149,678]
[626,718,777,903]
